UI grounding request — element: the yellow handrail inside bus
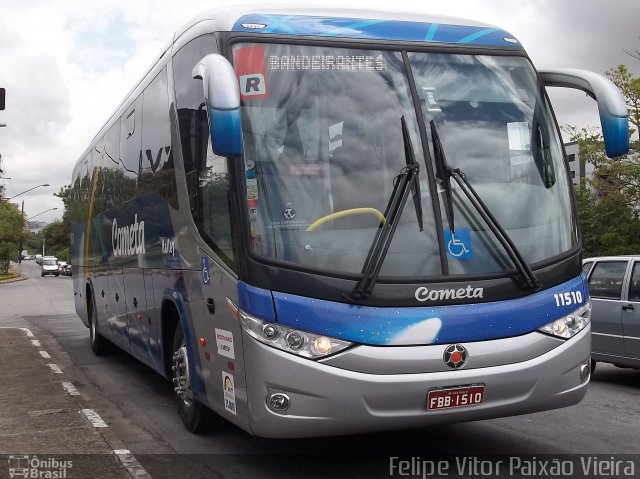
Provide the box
[305,208,386,232]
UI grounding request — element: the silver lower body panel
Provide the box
[243,326,591,438]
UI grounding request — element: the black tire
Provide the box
[172,322,215,433]
[89,296,109,355]
[590,358,596,375]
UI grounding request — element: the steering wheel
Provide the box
[305,208,386,232]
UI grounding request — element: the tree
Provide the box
[605,64,640,137]
[567,64,640,256]
[0,201,25,273]
[43,220,70,261]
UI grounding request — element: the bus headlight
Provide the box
[239,310,352,359]
[538,300,591,339]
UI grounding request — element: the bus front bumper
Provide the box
[243,326,591,438]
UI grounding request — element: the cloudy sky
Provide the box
[0,0,638,222]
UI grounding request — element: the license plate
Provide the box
[427,385,485,410]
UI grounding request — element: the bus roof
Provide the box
[176,6,522,49]
[74,6,523,172]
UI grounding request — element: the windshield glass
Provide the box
[234,43,577,279]
[408,52,577,275]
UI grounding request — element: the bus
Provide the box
[70,6,629,437]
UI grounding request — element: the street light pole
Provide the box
[4,183,50,201]
[16,200,24,276]
[26,207,58,221]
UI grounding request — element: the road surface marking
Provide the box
[113,450,152,478]
[21,328,34,337]
[39,350,51,359]
[81,408,108,428]
[47,363,63,374]
[62,382,80,396]
[31,339,41,347]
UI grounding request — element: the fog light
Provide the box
[580,362,590,382]
[268,393,290,412]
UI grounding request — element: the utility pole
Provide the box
[16,200,24,276]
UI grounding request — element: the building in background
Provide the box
[565,141,595,190]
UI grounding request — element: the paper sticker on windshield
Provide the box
[422,87,442,112]
[235,45,268,99]
[444,229,473,260]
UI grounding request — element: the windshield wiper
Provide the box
[430,120,455,233]
[430,120,541,291]
[350,117,422,300]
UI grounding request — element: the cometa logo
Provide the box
[112,214,146,257]
[415,285,484,302]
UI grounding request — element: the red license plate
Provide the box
[427,385,485,410]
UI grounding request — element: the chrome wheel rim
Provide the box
[172,343,192,407]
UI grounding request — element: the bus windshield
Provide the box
[235,42,577,279]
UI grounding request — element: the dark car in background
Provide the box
[583,256,640,373]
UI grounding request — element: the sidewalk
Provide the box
[0,328,132,478]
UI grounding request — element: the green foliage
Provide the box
[568,64,640,257]
[0,201,25,273]
[43,220,70,262]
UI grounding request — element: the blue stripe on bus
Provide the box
[255,275,587,345]
[238,282,276,322]
[232,14,521,48]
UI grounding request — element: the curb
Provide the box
[0,274,28,284]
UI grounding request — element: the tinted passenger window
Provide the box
[173,34,217,211]
[588,261,628,299]
[121,96,143,197]
[139,68,177,208]
[582,261,593,276]
[629,263,640,302]
[173,35,237,271]
[199,142,236,269]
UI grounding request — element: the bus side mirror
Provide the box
[192,54,243,157]
[539,68,629,158]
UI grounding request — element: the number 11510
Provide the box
[554,291,583,307]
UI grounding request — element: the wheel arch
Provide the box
[159,291,206,398]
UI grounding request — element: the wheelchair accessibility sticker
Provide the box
[202,256,211,285]
[444,229,473,260]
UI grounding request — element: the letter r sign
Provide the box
[239,74,266,97]
[234,45,268,99]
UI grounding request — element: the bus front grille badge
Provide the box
[443,344,468,369]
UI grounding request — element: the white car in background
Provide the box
[41,256,59,277]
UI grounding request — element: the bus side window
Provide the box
[173,34,217,216]
[139,67,177,208]
[199,145,237,270]
[120,96,143,195]
[173,34,236,270]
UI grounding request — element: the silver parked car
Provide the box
[583,256,640,373]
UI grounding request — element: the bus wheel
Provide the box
[172,322,214,433]
[89,297,109,356]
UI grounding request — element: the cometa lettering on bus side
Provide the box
[415,285,484,302]
[112,214,146,257]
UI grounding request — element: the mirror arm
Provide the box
[539,68,629,158]
[192,54,243,157]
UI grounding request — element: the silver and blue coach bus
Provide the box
[70,6,629,437]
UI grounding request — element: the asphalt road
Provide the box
[1,261,639,478]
